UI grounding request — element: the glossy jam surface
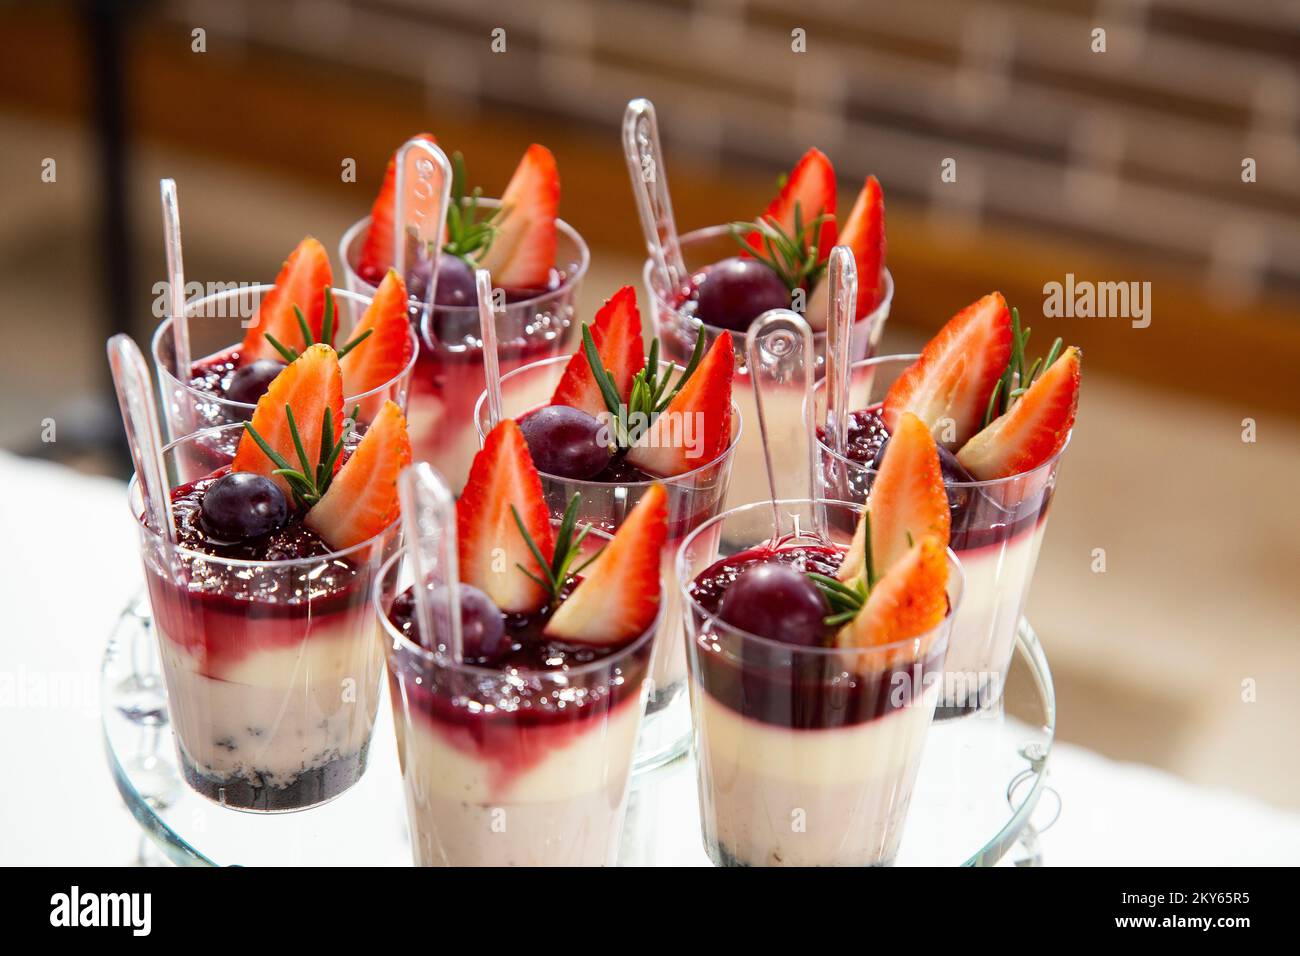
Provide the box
[820,408,1056,552]
[188,348,243,401]
[691,544,843,647]
[388,583,621,671]
[689,543,943,729]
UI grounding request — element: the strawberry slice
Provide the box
[304,400,412,550]
[837,412,949,583]
[549,286,645,418]
[882,292,1012,450]
[545,484,667,645]
[240,237,333,363]
[624,331,735,477]
[744,148,837,264]
[339,269,415,403]
[836,534,949,648]
[475,144,559,289]
[457,419,555,613]
[231,344,344,496]
[843,411,950,580]
[357,133,438,286]
[957,347,1081,480]
[807,175,887,328]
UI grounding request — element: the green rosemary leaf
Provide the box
[657,327,707,412]
[1042,337,1063,376]
[315,408,335,487]
[511,505,558,596]
[263,333,298,364]
[335,327,373,361]
[581,325,624,421]
[571,543,605,576]
[806,572,863,602]
[321,288,335,347]
[862,512,877,592]
[823,610,860,628]
[285,405,313,478]
[243,422,294,473]
[293,305,315,348]
[517,564,550,592]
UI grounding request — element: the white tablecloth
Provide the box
[2,451,1297,866]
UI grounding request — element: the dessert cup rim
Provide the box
[642,222,895,341]
[372,544,662,679]
[473,353,745,488]
[150,283,420,413]
[338,203,590,311]
[810,352,1073,486]
[128,421,400,568]
[675,495,964,660]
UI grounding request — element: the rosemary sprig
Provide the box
[981,307,1065,427]
[264,288,374,364]
[729,200,831,294]
[510,493,603,605]
[807,513,878,627]
[441,151,501,262]
[580,323,708,449]
[243,403,350,509]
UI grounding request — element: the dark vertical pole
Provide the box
[84,0,134,467]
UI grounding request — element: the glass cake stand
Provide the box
[102,594,1059,867]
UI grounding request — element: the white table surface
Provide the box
[3,450,1298,866]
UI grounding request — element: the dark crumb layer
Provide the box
[180,745,369,812]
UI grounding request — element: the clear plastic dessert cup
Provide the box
[474,354,741,772]
[811,355,1068,715]
[128,422,400,812]
[677,498,961,867]
[375,530,660,867]
[340,203,589,492]
[644,225,892,509]
[151,283,418,442]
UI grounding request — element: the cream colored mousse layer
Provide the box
[156,619,385,789]
[694,680,939,866]
[942,522,1045,709]
[396,696,643,866]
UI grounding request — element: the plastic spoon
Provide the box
[823,245,858,460]
[107,334,175,541]
[623,98,687,292]
[159,179,191,401]
[397,462,463,663]
[476,268,504,431]
[393,137,453,336]
[744,309,820,539]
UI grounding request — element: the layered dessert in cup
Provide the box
[129,345,412,810]
[814,292,1081,713]
[340,135,588,490]
[678,414,960,866]
[473,287,740,771]
[641,148,892,507]
[377,421,666,865]
[153,236,417,442]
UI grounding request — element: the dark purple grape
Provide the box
[519,405,612,479]
[200,472,288,542]
[433,255,477,307]
[693,257,791,332]
[225,359,285,405]
[430,583,505,661]
[871,438,978,520]
[718,563,828,646]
